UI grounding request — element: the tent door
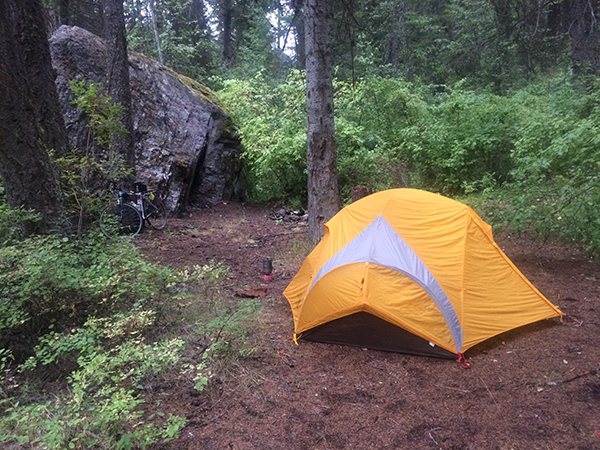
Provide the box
[302,311,456,359]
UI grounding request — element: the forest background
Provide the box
[1,0,599,448]
[119,0,600,256]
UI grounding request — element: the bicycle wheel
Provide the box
[99,202,143,238]
[144,196,167,230]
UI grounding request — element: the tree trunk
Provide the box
[222,0,234,65]
[304,0,341,244]
[492,0,514,39]
[292,0,306,69]
[385,7,403,68]
[0,0,67,234]
[189,0,209,32]
[569,0,600,73]
[103,0,135,169]
[148,0,164,64]
[58,0,70,25]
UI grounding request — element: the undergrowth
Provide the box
[0,227,260,449]
[0,77,262,449]
[219,72,600,257]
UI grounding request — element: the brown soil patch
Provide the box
[137,202,600,450]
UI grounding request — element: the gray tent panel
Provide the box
[309,215,463,353]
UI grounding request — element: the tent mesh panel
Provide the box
[301,312,456,359]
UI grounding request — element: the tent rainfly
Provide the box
[283,188,563,360]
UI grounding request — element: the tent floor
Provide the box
[301,311,456,359]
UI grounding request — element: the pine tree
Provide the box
[0,0,67,233]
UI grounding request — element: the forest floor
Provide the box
[137,201,600,450]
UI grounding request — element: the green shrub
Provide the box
[481,77,600,256]
[333,77,427,197]
[218,74,427,204]
[219,69,599,255]
[0,183,41,246]
[399,85,517,194]
[217,70,308,205]
[0,221,264,449]
[1,337,185,449]
[50,80,132,237]
[0,234,173,355]
[0,231,188,448]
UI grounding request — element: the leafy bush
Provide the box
[0,234,172,354]
[399,85,518,194]
[219,69,599,255]
[2,337,185,449]
[0,183,41,246]
[217,70,308,206]
[0,231,188,448]
[482,77,600,256]
[333,77,426,197]
[0,220,263,449]
[51,80,132,237]
[220,73,520,203]
[218,74,427,204]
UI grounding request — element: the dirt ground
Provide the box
[137,201,600,450]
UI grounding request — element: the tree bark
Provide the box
[148,0,164,64]
[569,0,600,73]
[103,0,135,169]
[222,0,234,65]
[0,0,67,233]
[304,0,341,244]
[189,0,210,33]
[58,0,70,25]
[292,0,306,69]
[385,6,403,69]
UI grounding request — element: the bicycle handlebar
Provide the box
[107,180,164,200]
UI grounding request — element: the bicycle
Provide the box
[99,181,167,238]
[132,181,168,231]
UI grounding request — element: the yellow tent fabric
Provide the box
[283,188,563,356]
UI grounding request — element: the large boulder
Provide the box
[49,25,245,213]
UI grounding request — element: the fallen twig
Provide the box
[561,369,598,384]
[436,385,470,393]
[428,427,442,446]
[428,432,438,445]
[479,376,499,408]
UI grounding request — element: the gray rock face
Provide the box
[49,25,245,213]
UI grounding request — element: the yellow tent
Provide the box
[283,189,563,359]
